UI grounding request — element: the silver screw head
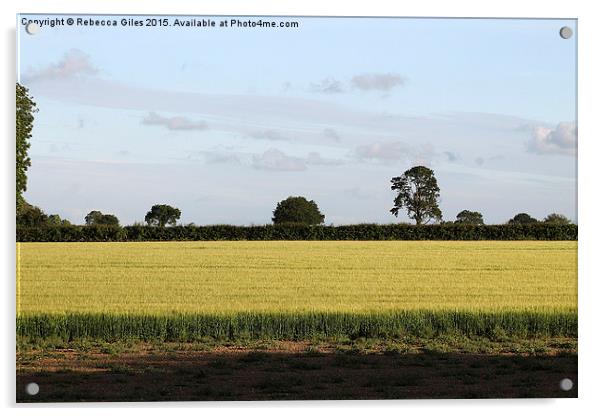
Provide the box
[25,22,40,35]
[559,26,573,39]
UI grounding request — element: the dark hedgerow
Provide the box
[16,223,577,242]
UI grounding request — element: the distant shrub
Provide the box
[508,213,539,224]
[272,196,325,225]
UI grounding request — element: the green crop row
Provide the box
[16,223,577,242]
[17,310,577,342]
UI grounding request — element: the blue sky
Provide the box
[17,15,577,225]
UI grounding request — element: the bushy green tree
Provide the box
[47,214,62,226]
[272,196,325,225]
[85,210,120,226]
[85,211,103,225]
[390,166,442,225]
[100,214,119,226]
[16,202,48,227]
[145,204,181,227]
[543,213,572,225]
[454,210,484,225]
[47,214,72,226]
[16,83,37,208]
[508,213,538,224]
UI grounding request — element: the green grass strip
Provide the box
[16,310,577,342]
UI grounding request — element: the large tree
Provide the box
[508,213,538,224]
[85,210,120,226]
[390,166,442,225]
[85,211,103,225]
[16,83,37,208]
[543,213,572,225]
[272,196,325,225]
[145,204,181,227]
[47,214,71,226]
[16,202,48,227]
[454,210,484,225]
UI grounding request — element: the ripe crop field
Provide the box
[16,241,577,341]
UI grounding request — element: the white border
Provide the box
[2,1,601,415]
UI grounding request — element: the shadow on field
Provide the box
[17,349,577,402]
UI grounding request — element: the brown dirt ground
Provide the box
[16,341,577,402]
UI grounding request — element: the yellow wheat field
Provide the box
[16,241,577,314]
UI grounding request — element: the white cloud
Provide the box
[351,73,405,92]
[354,141,436,165]
[247,129,289,141]
[142,111,208,131]
[252,148,307,171]
[306,152,344,166]
[251,149,344,171]
[22,49,97,82]
[354,141,410,162]
[527,122,577,155]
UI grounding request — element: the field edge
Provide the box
[17,310,578,342]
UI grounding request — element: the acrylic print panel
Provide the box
[16,15,577,402]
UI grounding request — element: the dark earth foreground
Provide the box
[17,339,577,402]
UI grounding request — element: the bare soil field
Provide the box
[17,339,577,401]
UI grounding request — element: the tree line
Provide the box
[16,185,572,229]
[16,83,572,229]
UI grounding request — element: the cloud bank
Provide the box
[354,141,410,163]
[22,49,97,82]
[142,112,208,131]
[247,129,290,141]
[252,149,345,171]
[351,73,405,92]
[527,122,577,155]
[252,148,307,171]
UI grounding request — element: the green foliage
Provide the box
[391,166,442,225]
[543,213,572,225]
[17,203,71,227]
[47,214,71,226]
[17,225,125,242]
[85,211,103,225]
[145,204,181,227]
[46,215,62,226]
[16,202,48,227]
[16,83,37,207]
[455,210,484,225]
[509,213,539,224]
[16,310,577,342]
[272,196,325,225]
[85,210,119,226]
[17,223,578,242]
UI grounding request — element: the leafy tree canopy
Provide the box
[47,214,71,226]
[145,204,181,227]
[16,83,37,208]
[543,213,572,225]
[272,196,325,225]
[454,210,484,225]
[508,213,539,224]
[85,210,120,226]
[390,166,442,225]
[16,202,48,227]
